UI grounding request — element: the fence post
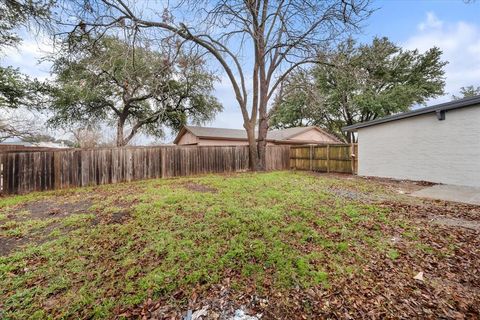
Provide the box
[309,145,313,171]
[326,144,330,173]
[0,153,3,194]
[160,147,166,178]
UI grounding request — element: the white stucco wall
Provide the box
[357,105,480,187]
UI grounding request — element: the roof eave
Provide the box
[342,95,480,132]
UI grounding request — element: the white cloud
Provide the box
[404,13,480,104]
[418,12,443,31]
[1,32,53,80]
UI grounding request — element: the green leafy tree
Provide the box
[270,37,447,142]
[0,0,53,49]
[269,70,330,130]
[1,0,54,109]
[45,35,222,146]
[0,66,41,109]
[0,1,54,139]
[452,85,480,100]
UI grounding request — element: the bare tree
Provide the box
[0,113,43,142]
[71,126,103,148]
[56,0,371,170]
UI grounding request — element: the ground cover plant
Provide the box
[0,171,479,319]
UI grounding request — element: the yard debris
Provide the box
[390,236,401,244]
[183,309,193,320]
[191,306,209,319]
[232,308,261,320]
[414,272,424,281]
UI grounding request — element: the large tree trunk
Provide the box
[245,122,260,171]
[255,30,269,172]
[346,131,357,144]
[116,118,127,147]
[257,103,269,171]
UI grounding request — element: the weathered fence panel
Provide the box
[290,144,358,174]
[0,145,290,194]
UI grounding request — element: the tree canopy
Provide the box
[452,85,480,100]
[270,37,447,142]
[0,0,53,50]
[0,0,54,140]
[52,0,372,169]
[1,0,54,110]
[45,35,222,146]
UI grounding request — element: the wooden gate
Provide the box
[290,144,357,174]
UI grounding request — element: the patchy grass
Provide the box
[0,171,479,319]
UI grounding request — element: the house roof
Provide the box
[173,125,341,144]
[342,95,480,132]
[181,126,249,140]
[0,141,36,147]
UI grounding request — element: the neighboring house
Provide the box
[343,95,480,187]
[34,141,70,149]
[174,126,342,146]
[0,141,69,151]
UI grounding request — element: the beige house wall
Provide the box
[177,131,198,145]
[289,129,337,143]
[197,139,249,146]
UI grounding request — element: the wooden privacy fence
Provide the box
[0,145,290,194]
[290,144,358,174]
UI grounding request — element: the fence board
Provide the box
[0,145,290,194]
[290,144,358,174]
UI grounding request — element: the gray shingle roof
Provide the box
[177,125,341,143]
[343,95,480,131]
[185,126,249,139]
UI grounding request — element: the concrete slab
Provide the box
[411,184,480,205]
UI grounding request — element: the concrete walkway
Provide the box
[411,184,480,205]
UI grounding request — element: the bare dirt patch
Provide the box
[431,216,480,231]
[182,182,218,193]
[0,221,61,256]
[107,210,131,224]
[310,172,433,195]
[0,237,31,257]
[1,199,93,256]
[360,175,435,193]
[10,199,92,221]
[380,200,480,221]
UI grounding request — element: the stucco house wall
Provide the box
[196,139,249,146]
[177,131,198,145]
[289,129,338,143]
[357,105,480,187]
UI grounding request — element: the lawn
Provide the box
[0,171,479,319]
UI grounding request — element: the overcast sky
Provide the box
[2,0,480,143]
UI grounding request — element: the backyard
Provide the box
[0,171,479,319]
